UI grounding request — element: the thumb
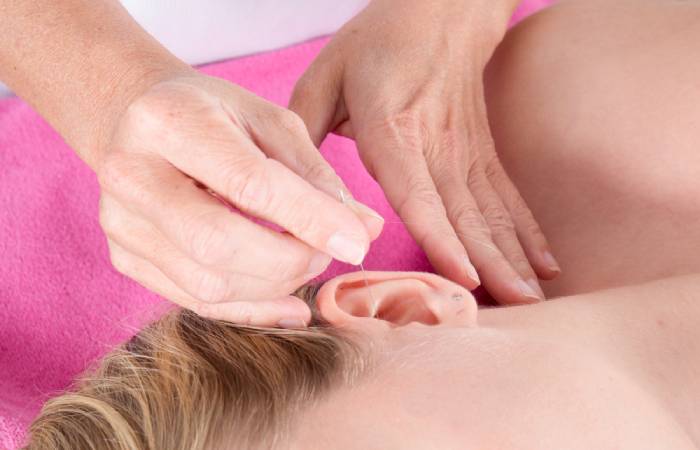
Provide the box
[289,55,346,147]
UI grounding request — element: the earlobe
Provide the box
[316,271,478,328]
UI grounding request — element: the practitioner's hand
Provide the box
[290,0,560,304]
[96,74,383,327]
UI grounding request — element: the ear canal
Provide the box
[316,271,478,328]
[333,279,441,326]
[373,294,439,325]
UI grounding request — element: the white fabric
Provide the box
[0,0,368,97]
[120,0,368,65]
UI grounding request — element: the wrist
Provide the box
[377,0,518,46]
[0,0,196,170]
[456,0,521,42]
[86,53,195,170]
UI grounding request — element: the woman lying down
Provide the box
[25,272,700,450]
[24,0,700,448]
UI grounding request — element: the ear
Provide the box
[316,271,478,328]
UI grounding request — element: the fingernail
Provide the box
[527,278,546,299]
[516,278,544,301]
[543,251,561,272]
[277,318,307,329]
[463,255,481,285]
[306,252,332,278]
[347,199,384,240]
[327,231,367,265]
[350,200,384,221]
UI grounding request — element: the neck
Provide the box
[481,274,700,444]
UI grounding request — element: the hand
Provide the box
[96,74,383,326]
[290,0,560,304]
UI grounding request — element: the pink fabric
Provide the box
[0,2,553,447]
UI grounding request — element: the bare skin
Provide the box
[291,0,560,302]
[298,273,700,450]
[0,0,383,326]
[0,0,555,325]
[486,0,700,296]
[289,1,700,448]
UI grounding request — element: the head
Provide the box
[24,271,478,450]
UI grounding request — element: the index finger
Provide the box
[164,119,371,265]
[357,130,480,290]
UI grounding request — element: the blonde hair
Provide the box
[24,285,365,450]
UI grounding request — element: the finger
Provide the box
[247,107,383,240]
[101,194,316,303]
[483,153,561,279]
[333,119,355,140]
[470,88,560,280]
[288,50,346,147]
[100,158,331,283]
[160,116,371,265]
[107,240,311,327]
[194,296,313,328]
[431,161,543,304]
[356,129,480,290]
[467,165,546,299]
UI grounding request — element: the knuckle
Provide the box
[181,213,234,264]
[188,301,211,318]
[232,302,256,325]
[436,129,463,157]
[373,111,430,154]
[291,74,316,103]
[509,195,534,219]
[513,257,535,276]
[430,162,461,190]
[483,153,506,182]
[98,202,118,236]
[523,220,547,242]
[300,159,337,186]
[97,154,130,192]
[108,249,130,276]
[122,91,170,136]
[267,257,305,283]
[284,195,324,237]
[482,204,516,234]
[189,268,234,304]
[227,160,271,212]
[97,153,167,211]
[397,178,442,218]
[450,203,489,235]
[277,110,308,136]
[121,81,223,146]
[508,195,540,232]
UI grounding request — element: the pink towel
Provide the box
[0,2,553,447]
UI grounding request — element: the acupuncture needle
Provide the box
[340,190,379,318]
